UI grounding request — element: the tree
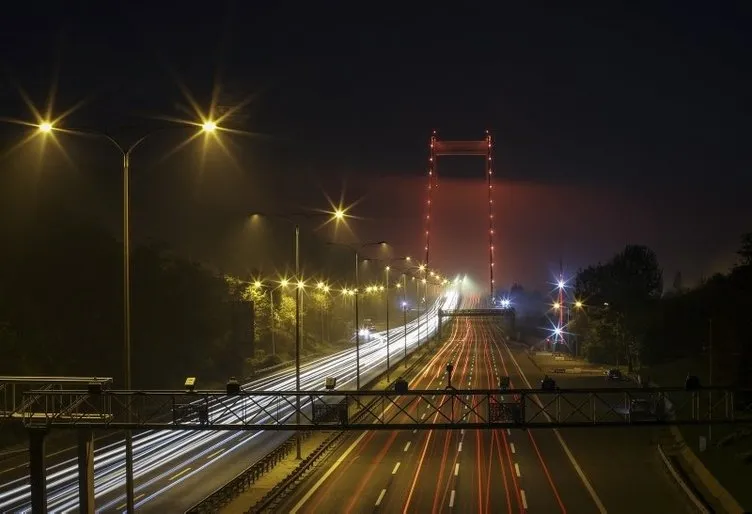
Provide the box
[573,245,662,367]
[309,291,333,342]
[276,294,297,334]
[737,232,752,267]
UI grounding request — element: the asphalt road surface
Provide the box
[281,318,694,514]
[0,293,458,513]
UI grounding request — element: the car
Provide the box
[540,376,557,390]
[605,368,623,381]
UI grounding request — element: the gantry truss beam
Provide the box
[1,376,113,423]
[21,387,752,430]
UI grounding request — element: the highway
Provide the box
[0,292,459,513]
[281,315,694,514]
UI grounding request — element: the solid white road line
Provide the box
[404,441,411,452]
[392,462,401,475]
[458,442,463,452]
[454,463,460,476]
[290,431,369,514]
[449,490,456,508]
[375,488,387,506]
[520,489,528,509]
[515,463,521,477]
[503,341,608,514]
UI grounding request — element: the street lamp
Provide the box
[37,121,53,133]
[249,211,341,459]
[363,256,408,382]
[327,241,387,390]
[101,120,217,513]
[26,116,220,511]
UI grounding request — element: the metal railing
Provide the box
[185,431,313,514]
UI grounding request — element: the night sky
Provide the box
[1,3,749,291]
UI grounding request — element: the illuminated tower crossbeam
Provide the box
[425,131,496,297]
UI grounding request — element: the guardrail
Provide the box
[185,432,313,514]
[185,330,441,513]
[245,337,440,513]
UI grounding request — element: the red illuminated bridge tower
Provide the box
[424,131,496,297]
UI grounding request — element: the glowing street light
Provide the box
[575,300,583,309]
[280,278,289,288]
[37,121,53,133]
[553,302,561,310]
[557,279,566,290]
[201,120,217,133]
[253,280,262,288]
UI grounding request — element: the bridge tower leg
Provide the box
[78,430,95,513]
[486,131,495,299]
[29,427,48,513]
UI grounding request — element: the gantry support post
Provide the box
[78,430,95,513]
[29,427,48,513]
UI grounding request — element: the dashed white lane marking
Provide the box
[454,463,460,476]
[375,488,387,506]
[117,494,144,510]
[168,467,192,481]
[510,443,516,454]
[404,441,411,452]
[503,341,607,514]
[392,462,401,474]
[206,448,225,459]
[460,429,464,435]
[413,429,417,434]
[515,463,521,477]
[520,489,528,509]
[421,413,426,419]
[458,442,463,452]
[449,489,456,508]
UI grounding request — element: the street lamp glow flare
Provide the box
[38,121,53,133]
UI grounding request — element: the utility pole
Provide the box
[403,274,408,367]
[708,317,713,442]
[270,290,275,355]
[385,266,391,382]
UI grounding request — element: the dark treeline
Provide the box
[571,236,752,386]
[0,209,246,389]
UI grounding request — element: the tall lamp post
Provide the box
[402,274,409,365]
[364,257,409,382]
[328,241,387,390]
[34,119,218,513]
[250,210,344,459]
